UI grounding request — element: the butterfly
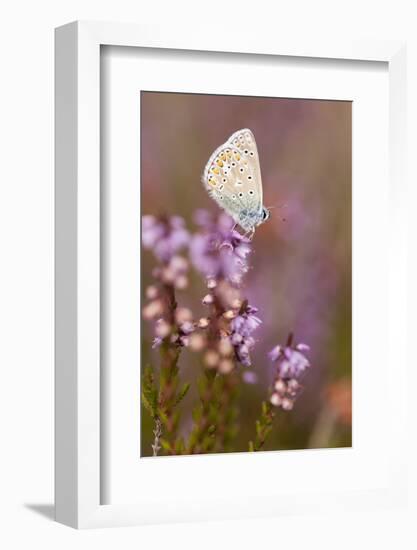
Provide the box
[202,128,270,238]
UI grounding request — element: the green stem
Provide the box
[215,370,239,453]
[187,369,218,454]
[158,342,181,452]
[249,401,275,452]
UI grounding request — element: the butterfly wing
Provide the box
[202,129,264,230]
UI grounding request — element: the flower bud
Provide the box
[270,392,282,407]
[169,255,188,273]
[161,266,176,283]
[174,275,188,289]
[244,336,255,348]
[146,285,159,300]
[204,350,219,368]
[189,332,206,351]
[155,319,171,338]
[198,317,209,329]
[274,379,287,395]
[231,332,243,345]
[218,338,233,357]
[223,310,236,320]
[281,397,294,411]
[180,321,194,335]
[180,335,190,347]
[239,344,249,357]
[175,307,193,325]
[231,298,242,309]
[287,379,300,392]
[202,293,214,305]
[296,343,310,352]
[142,300,163,320]
[219,359,234,374]
[243,371,258,384]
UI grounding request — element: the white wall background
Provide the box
[0,1,416,548]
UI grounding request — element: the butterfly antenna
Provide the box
[265,202,287,210]
[266,202,288,222]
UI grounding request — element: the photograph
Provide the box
[140,91,352,457]
[0,3,411,545]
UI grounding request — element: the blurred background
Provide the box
[141,91,351,455]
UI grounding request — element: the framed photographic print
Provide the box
[55,21,407,528]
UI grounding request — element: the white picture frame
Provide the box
[55,21,407,529]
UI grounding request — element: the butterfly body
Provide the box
[202,128,269,235]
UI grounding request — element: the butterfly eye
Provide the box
[231,162,236,166]
[244,149,249,155]
[248,175,252,180]
[222,178,227,183]
[249,190,254,195]
[232,195,236,200]
[239,192,243,197]
[250,152,254,156]
[219,185,224,190]
[239,168,244,173]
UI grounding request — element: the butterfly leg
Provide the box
[241,228,255,240]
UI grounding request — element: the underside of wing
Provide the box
[202,129,263,228]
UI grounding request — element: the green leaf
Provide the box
[158,409,169,427]
[142,390,155,418]
[174,382,190,407]
[160,438,172,452]
[192,406,202,423]
[142,366,158,418]
[175,438,185,454]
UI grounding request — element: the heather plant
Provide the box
[141,210,312,456]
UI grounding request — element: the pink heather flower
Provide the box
[269,344,310,378]
[152,336,163,349]
[230,303,262,367]
[231,305,262,337]
[179,321,195,335]
[142,215,190,263]
[243,371,258,384]
[190,210,252,285]
[269,334,311,409]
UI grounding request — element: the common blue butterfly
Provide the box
[202,128,270,237]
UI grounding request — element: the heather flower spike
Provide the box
[190,210,252,286]
[268,333,311,410]
[142,215,190,263]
